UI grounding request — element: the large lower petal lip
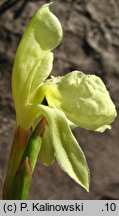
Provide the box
[44,71,117,132]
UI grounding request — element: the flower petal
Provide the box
[45,71,117,132]
[12,3,63,129]
[37,105,90,191]
[39,124,55,166]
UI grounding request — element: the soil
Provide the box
[0,0,119,199]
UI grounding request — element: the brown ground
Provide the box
[0,0,119,200]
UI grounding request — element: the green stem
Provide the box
[3,126,29,199]
[3,118,47,200]
[10,156,32,199]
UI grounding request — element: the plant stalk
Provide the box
[3,118,47,200]
[3,126,29,199]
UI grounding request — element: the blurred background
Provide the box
[0,0,119,200]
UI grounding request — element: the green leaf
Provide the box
[9,119,43,200]
[11,157,32,200]
[45,71,117,132]
[39,124,55,166]
[22,124,42,171]
[37,105,90,191]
